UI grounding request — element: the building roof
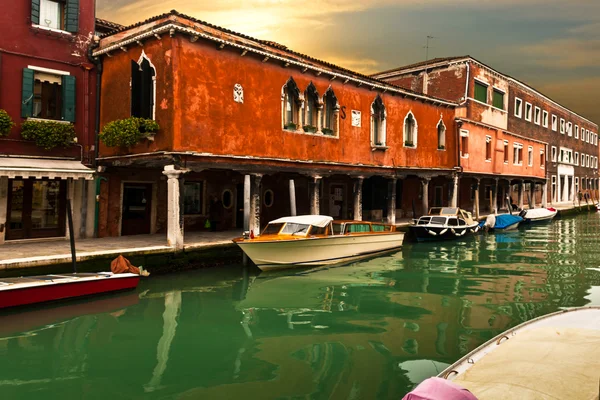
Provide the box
[373,56,469,77]
[95,18,124,33]
[93,10,457,107]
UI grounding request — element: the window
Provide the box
[514,98,523,118]
[586,155,590,167]
[525,102,532,122]
[586,129,590,143]
[534,107,541,125]
[403,111,417,147]
[322,87,339,136]
[575,125,579,139]
[485,136,492,161]
[540,150,545,169]
[33,0,79,33]
[581,127,585,141]
[551,146,557,162]
[460,130,469,158]
[552,115,557,131]
[282,77,300,130]
[542,110,548,128]
[581,153,585,166]
[575,152,579,165]
[184,182,204,214]
[437,120,446,150]
[263,189,274,207]
[131,52,156,119]
[560,118,565,134]
[528,146,533,166]
[503,140,509,163]
[551,176,556,202]
[303,83,319,132]
[492,89,504,110]
[575,177,579,194]
[371,95,386,146]
[567,122,572,137]
[474,80,488,103]
[513,143,523,165]
[21,67,75,122]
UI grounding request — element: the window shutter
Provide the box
[21,68,35,118]
[31,0,40,25]
[474,82,487,103]
[61,75,76,122]
[65,0,79,33]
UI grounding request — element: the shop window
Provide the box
[32,0,79,33]
[371,95,386,147]
[21,68,75,122]
[474,80,488,103]
[222,189,233,209]
[437,120,446,150]
[183,182,204,215]
[131,52,156,119]
[322,87,339,136]
[282,77,300,130]
[302,83,319,132]
[403,111,417,147]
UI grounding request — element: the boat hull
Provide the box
[236,232,404,271]
[520,208,557,223]
[0,273,140,309]
[409,224,479,242]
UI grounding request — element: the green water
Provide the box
[2,214,600,399]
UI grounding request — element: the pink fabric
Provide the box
[402,378,479,400]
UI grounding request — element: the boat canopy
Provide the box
[268,215,334,228]
[429,207,459,216]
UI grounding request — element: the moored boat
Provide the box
[408,207,480,242]
[233,215,404,271]
[480,214,523,232]
[519,207,557,223]
[0,272,140,310]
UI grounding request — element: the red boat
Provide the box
[0,272,140,309]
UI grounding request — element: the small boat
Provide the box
[403,306,600,400]
[233,215,404,271]
[408,207,480,242]
[519,207,557,223]
[0,272,140,310]
[480,214,523,232]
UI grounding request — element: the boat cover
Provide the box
[268,215,333,228]
[493,214,522,229]
[402,377,479,400]
[521,208,556,220]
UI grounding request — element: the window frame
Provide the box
[460,129,469,158]
[552,115,557,131]
[370,95,387,148]
[485,135,492,161]
[542,110,549,128]
[473,79,488,104]
[575,125,579,139]
[525,102,532,122]
[503,140,509,164]
[437,119,446,150]
[403,111,418,148]
[492,88,505,110]
[514,97,523,118]
[567,122,572,137]
[540,149,545,169]
[560,118,565,134]
[551,146,557,162]
[528,146,533,167]
[534,106,541,125]
[575,151,579,166]
[183,181,205,215]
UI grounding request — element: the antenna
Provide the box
[424,35,436,71]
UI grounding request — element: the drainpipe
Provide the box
[89,41,103,236]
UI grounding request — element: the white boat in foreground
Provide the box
[519,207,557,223]
[233,215,404,271]
[403,306,600,400]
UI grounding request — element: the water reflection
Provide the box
[1,215,600,399]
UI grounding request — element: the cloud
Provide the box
[536,77,600,123]
[323,56,382,74]
[520,38,600,69]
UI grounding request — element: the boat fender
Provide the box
[439,228,448,235]
[451,228,467,236]
[426,228,438,236]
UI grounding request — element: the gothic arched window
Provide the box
[131,52,156,119]
[371,95,386,146]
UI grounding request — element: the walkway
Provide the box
[0,230,242,271]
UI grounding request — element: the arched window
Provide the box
[303,83,319,133]
[437,119,446,150]
[322,87,339,136]
[371,95,386,146]
[131,51,156,119]
[282,78,301,130]
[403,111,417,147]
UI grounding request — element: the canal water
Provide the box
[2,214,600,399]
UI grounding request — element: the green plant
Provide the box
[100,117,160,147]
[322,128,334,136]
[284,122,297,130]
[0,109,14,136]
[438,145,445,150]
[21,120,76,149]
[405,141,414,147]
[303,125,317,133]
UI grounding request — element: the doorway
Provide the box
[434,186,443,207]
[6,179,67,240]
[121,183,152,236]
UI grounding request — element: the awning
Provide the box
[0,158,94,180]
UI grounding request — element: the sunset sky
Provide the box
[97,0,600,124]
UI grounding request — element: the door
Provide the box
[121,183,152,236]
[6,179,66,240]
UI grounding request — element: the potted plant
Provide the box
[438,145,445,150]
[0,109,14,137]
[284,122,297,131]
[100,117,160,147]
[405,141,414,147]
[303,125,317,133]
[21,120,76,150]
[322,128,334,136]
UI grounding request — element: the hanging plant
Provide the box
[0,109,14,137]
[21,120,76,150]
[100,117,160,147]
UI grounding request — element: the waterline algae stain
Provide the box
[1,214,600,399]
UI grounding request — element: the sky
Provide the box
[97,0,600,124]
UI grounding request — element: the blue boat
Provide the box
[479,214,523,232]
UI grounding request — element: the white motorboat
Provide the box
[519,207,557,223]
[409,207,480,241]
[233,215,404,271]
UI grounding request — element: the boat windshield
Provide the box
[332,223,344,235]
[262,223,284,235]
[419,216,446,225]
[429,207,458,215]
[280,223,310,235]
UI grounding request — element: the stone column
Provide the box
[518,180,524,210]
[309,175,321,215]
[250,174,263,236]
[563,175,569,203]
[493,178,499,214]
[163,165,187,250]
[542,181,548,207]
[353,177,364,221]
[421,177,430,216]
[289,179,297,216]
[473,178,480,219]
[243,175,251,232]
[451,174,459,208]
[0,176,8,245]
[387,178,397,225]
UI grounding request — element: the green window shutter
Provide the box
[31,0,40,25]
[493,90,504,109]
[61,75,76,122]
[21,68,35,118]
[65,0,79,33]
[474,81,488,103]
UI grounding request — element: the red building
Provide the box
[0,0,98,244]
[92,11,462,247]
